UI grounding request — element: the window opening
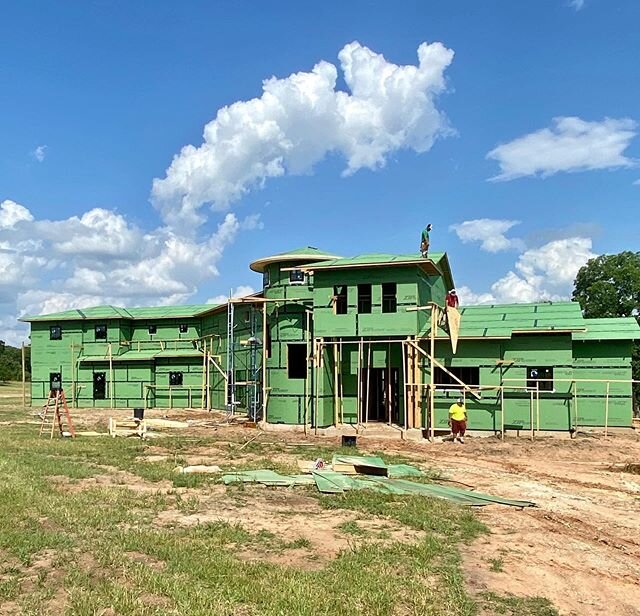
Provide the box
[263,269,270,288]
[382,283,397,313]
[93,372,106,400]
[289,269,305,285]
[179,323,188,334]
[148,325,157,335]
[49,326,62,340]
[169,371,183,386]
[49,372,62,392]
[358,284,372,314]
[434,366,480,387]
[334,286,348,314]
[287,343,307,379]
[95,324,107,340]
[527,367,554,391]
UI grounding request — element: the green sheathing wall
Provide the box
[31,320,84,403]
[572,340,633,427]
[313,266,426,338]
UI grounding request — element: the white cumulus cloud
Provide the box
[0,200,34,229]
[207,285,257,305]
[32,145,47,162]
[151,40,455,229]
[487,117,637,181]
[450,218,523,252]
[457,237,596,306]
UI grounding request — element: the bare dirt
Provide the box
[36,404,640,614]
[371,433,640,616]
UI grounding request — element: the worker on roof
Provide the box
[446,289,459,309]
[448,397,467,444]
[420,223,432,258]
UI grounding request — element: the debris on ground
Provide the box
[174,464,223,474]
[220,454,535,508]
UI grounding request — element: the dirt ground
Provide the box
[58,406,640,615]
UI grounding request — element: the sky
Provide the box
[1,0,639,345]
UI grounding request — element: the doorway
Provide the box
[93,372,106,400]
[366,367,400,423]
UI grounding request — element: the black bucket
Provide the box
[133,408,145,421]
[341,435,357,447]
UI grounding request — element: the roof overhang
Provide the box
[250,253,341,273]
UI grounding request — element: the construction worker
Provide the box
[446,289,459,309]
[420,223,432,258]
[448,397,467,444]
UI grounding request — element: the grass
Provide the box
[0,383,556,615]
[478,592,559,615]
[489,557,504,573]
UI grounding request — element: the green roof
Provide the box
[438,301,587,339]
[20,303,221,323]
[249,246,341,273]
[574,317,640,341]
[306,252,446,269]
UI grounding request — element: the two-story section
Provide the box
[249,247,341,425]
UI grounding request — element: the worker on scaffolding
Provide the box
[448,397,467,444]
[420,223,432,258]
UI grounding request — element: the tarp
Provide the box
[221,470,315,487]
[222,468,535,508]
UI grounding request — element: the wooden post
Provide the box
[303,311,310,434]
[262,304,268,423]
[169,386,173,409]
[573,381,579,436]
[387,342,392,426]
[339,343,345,424]
[201,342,207,409]
[109,342,114,409]
[430,307,436,441]
[21,342,26,411]
[500,386,505,440]
[402,340,408,432]
[414,337,421,429]
[357,338,363,427]
[604,381,610,437]
[529,389,534,441]
[365,343,371,425]
[536,382,540,436]
[333,342,339,427]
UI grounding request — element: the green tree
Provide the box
[572,251,640,412]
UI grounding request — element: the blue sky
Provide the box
[1,0,639,343]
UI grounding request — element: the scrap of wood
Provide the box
[145,419,189,429]
[174,465,222,474]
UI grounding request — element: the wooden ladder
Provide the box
[39,389,76,439]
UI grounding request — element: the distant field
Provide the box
[0,390,562,615]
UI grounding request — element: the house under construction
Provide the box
[22,247,640,436]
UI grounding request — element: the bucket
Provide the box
[341,435,357,447]
[133,408,145,421]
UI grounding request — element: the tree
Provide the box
[573,251,640,413]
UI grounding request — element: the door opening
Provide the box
[93,372,106,400]
[366,367,399,423]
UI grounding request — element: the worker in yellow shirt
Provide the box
[448,397,467,444]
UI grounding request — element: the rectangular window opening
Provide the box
[49,372,62,392]
[49,326,62,340]
[263,270,270,289]
[434,366,480,388]
[287,343,307,379]
[169,371,183,386]
[95,324,107,340]
[93,372,106,400]
[179,323,188,334]
[334,286,348,315]
[289,269,305,285]
[382,283,397,313]
[527,367,554,392]
[148,325,157,335]
[358,284,372,314]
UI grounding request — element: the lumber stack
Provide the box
[108,417,147,438]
